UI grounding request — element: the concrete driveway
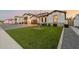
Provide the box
[61,27,79,49]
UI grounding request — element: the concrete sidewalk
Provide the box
[61,27,79,49]
[0,27,22,49]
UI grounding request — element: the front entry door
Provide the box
[53,15,58,24]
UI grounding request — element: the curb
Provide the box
[57,27,64,49]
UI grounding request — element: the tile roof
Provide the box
[18,10,66,18]
[14,16,23,18]
[49,10,66,14]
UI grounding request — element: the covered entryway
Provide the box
[24,17,27,24]
[53,15,58,26]
[27,19,31,24]
[53,15,58,24]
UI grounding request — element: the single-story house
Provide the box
[47,10,66,26]
[74,14,79,27]
[3,19,15,24]
[36,10,67,26]
[14,16,24,24]
[14,10,67,26]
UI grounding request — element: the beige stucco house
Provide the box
[47,10,66,26]
[14,10,67,26]
[23,13,37,24]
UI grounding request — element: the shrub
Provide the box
[48,23,51,26]
[64,24,69,28]
[42,23,47,26]
[53,24,57,27]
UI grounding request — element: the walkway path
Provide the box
[61,27,79,49]
[0,27,22,49]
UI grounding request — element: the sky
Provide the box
[0,10,52,20]
[0,10,79,20]
[66,10,79,18]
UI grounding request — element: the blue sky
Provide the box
[0,10,51,20]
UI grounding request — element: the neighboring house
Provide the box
[14,16,24,24]
[3,19,15,24]
[74,14,79,27]
[67,17,74,26]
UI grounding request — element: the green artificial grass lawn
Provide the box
[6,26,63,49]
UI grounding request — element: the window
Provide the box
[42,17,43,22]
[45,17,47,22]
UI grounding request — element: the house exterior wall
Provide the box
[15,17,24,24]
[20,18,24,23]
[16,18,20,23]
[37,16,47,25]
[37,17,42,24]
[47,14,53,24]
[43,16,47,23]
[47,12,65,26]
[37,18,40,24]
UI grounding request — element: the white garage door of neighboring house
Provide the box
[74,19,79,27]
